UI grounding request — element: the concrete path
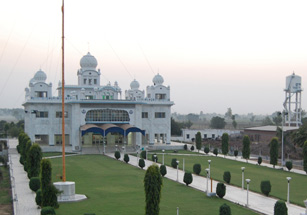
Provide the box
[8,138,41,215]
[106,153,306,215]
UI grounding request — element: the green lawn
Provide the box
[42,152,76,157]
[149,153,307,207]
[0,166,12,214]
[50,155,259,215]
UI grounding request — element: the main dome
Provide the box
[80,52,98,69]
[130,79,140,90]
[34,69,47,82]
[153,73,164,85]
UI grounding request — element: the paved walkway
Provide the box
[8,138,40,215]
[106,153,306,215]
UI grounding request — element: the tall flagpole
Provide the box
[61,0,66,182]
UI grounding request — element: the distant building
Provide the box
[23,52,174,151]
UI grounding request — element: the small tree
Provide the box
[190,145,194,151]
[234,150,238,158]
[40,159,59,208]
[213,148,218,156]
[303,141,307,173]
[195,132,202,152]
[260,180,271,196]
[114,151,121,160]
[124,154,129,163]
[171,158,178,168]
[141,150,147,159]
[258,157,262,165]
[216,183,226,198]
[219,203,231,215]
[274,200,288,215]
[27,144,42,179]
[204,146,209,154]
[221,133,229,157]
[285,161,292,171]
[183,172,193,186]
[193,164,201,175]
[270,137,279,168]
[144,165,163,215]
[242,135,250,162]
[139,158,145,169]
[160,165,167,177]
[223,171,231,184]
[29,177,40,192]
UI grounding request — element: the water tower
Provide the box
[283,72,302,126]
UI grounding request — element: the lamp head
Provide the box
[246,179,251,184]
[176,160,179,164]
[162,149,165,152]
[241,167,245,171]
[208,160,211,164]
[286,177,292,181]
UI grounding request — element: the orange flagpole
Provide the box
[61,0,66,182]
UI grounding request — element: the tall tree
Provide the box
[262,116,274,126]
[27,144,42,178]
[242,135,250,162]
[303,141,307,173]
[195,132,202,152]
[291,123,307,147]
[40,159,59,208]
[270,137,279,168]
[225,108,232,119]
[144,165,163,215]
[210,116,226,129]
[221,133,229,157]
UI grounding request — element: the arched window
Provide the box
[85,109,130,122]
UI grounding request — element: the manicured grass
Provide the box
[152,153,307,207]
[42,152,76,157]
[0,166,13,214]
[49,155,259,215]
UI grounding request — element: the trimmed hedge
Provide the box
[285,161,292,171]
[139,158,145,169]
[219,203,231,215]
[114,151,121,160]
[171,158,178,168]
[223,171,231,184]
[258,157,262,165]
[193,164,201,175]
[204,146,209,154]
[41,206,56,215]
[190,145,194,151]
[160,165,167,177]
[141,151,146,159]
[29,177,40,192]
[234,150,238,157]
[260,180,271,196]
[213,148,218,156]
[152,154,158,162]
[216,183,226,198]
[274,200,287,215]
[184,144,187,150]
[124,154,129,163]
[36,189,42,206]
[183,172,193,186]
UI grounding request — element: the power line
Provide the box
[138,42,155,75]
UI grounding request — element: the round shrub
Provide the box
[260,180,271,196]
[160,165,167,177]
[17,145,21,153]
[204,146,209,154]
[193,164,201,175]
[141,150,147,159]
[190,145,194,151]
[216,183,226,198]
[41,206,56,215]
[213,148,218,156]
[219,203,231,215]
[19,156,24,165]
[184,144,187,150]
[23,161,28,172]
[234,150,238,157]
[152,154,158,162]
[223,171,231,184]
[285,161,292,171]
[171,158,178,168]
[114,151,120,160]
[258,157,262,165]
[183,172,193,186]
[29,177,40,192]
[35,189,42,206]
[274,200,287,215]
[124,154,129,163]
[139,158,145,169]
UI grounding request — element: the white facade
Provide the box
[180,129,241,142]
[23,52,173,151]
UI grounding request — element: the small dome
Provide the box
[130,79,140,90]
[80,52,98,69]
[153,73,164,85]
[34,69,47,82]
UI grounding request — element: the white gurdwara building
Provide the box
[23,52,173,152]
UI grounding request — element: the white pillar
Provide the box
[246,179,251,207]
[241,167,245,190]
[287,177,291,204]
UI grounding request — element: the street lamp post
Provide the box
[136,151,139,163]
[208,160,211,178]
[205,168,209,195]
[176,160,180,182]
[162,149,165,165]
[286,177,292,204]
[246,179,251,207]
[241,167,245,190]
[154,154,157,163]
[183,158,185,172]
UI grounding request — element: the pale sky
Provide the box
[0,0,306,115]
